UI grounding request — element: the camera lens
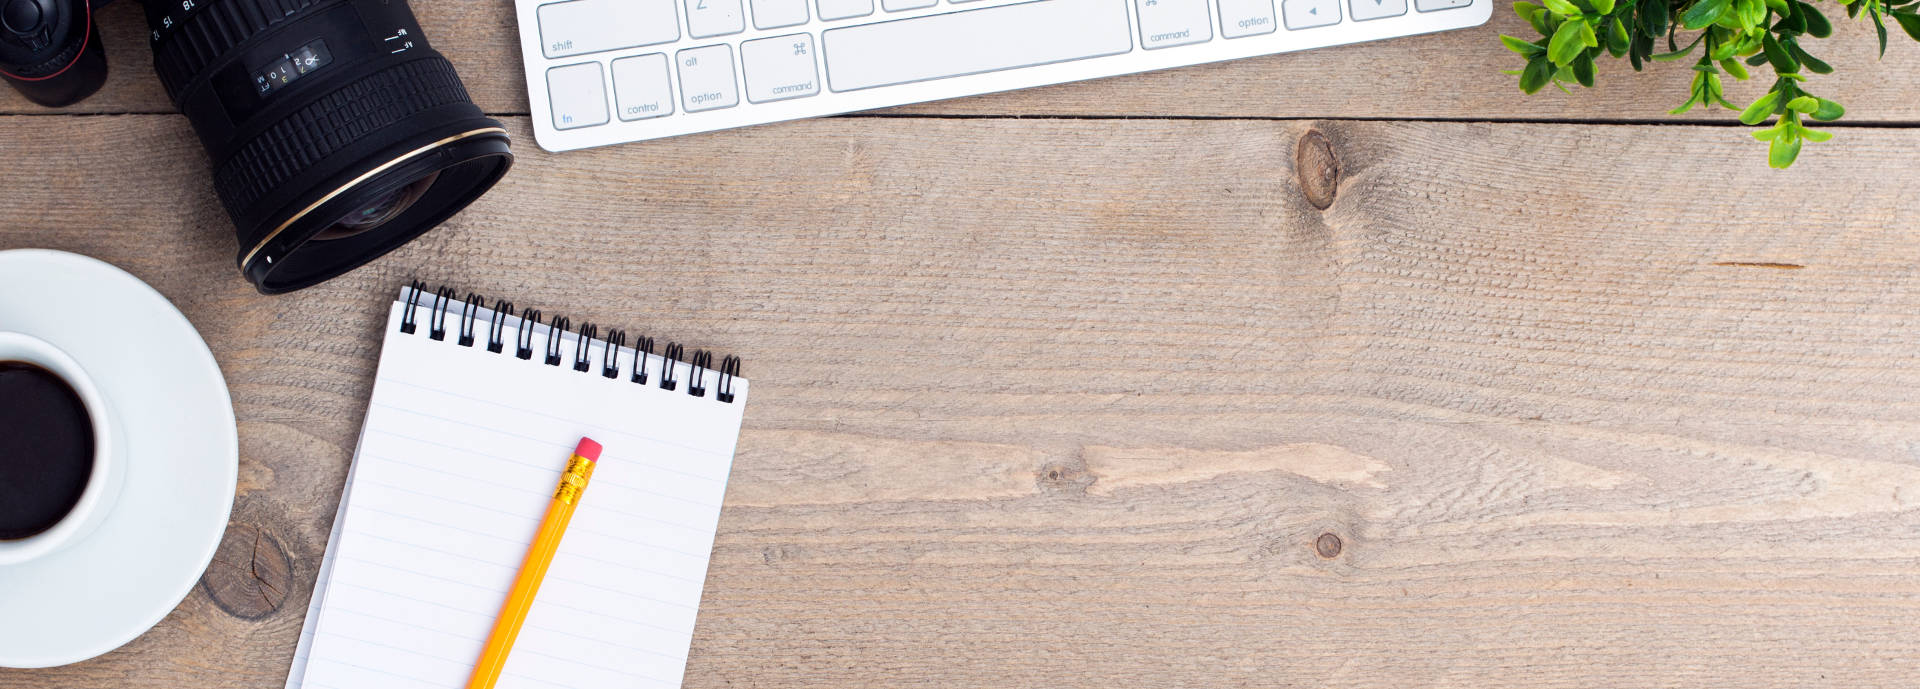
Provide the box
[0,0,109,107]
[144,0,511,293]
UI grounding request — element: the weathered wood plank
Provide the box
[1,113,1917,687]
[5,2,1919,122]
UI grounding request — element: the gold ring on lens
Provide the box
[239,126,509,269]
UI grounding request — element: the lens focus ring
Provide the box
[150,0,322,101]
[211,55,472,218]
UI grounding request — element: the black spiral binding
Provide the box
[400,284,741,403]
[688,351,712,397]
[600,330,625,379]
[458,293,483,347]
[659,343,683,392]
[630,336,654,385]
[428,287,457,341]
[486,300,513,354]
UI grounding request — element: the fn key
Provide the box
[547,62,609,130]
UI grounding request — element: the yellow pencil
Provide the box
[465,437,603,689]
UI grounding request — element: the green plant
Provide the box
[1501,0,1920,166]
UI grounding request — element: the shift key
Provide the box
[538,0,680,59]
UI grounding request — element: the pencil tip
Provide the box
[574,437,602,462]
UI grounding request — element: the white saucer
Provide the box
[0,250,238,668]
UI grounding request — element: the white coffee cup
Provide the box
[0,332,124,566]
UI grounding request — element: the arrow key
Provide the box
[1281,0,1340,28]
[1348,0,1406,21]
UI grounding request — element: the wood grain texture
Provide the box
[5,1,1920,122]
[2,112,1919,687]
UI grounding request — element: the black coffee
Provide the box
[0,361,95,540]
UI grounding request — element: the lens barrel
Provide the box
[0,0,108,107]
[145,0,511,293]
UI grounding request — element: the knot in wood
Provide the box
[1036,461,1092,495]
[200,522,292,620]
[1314,532,1344,559]
[1295,130,1340,211]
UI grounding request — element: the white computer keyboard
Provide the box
[514,0,1490,152]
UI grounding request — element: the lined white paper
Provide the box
[286,289,748,689]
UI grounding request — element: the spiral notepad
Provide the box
[285,284,748,689]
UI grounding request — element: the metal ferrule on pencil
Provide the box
[554,455,594,505]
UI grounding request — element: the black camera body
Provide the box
[2,0,512,293]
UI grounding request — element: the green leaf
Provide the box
[1707,72,1738,108]
[1543,0,1581,15]
[1552,64,1576,92]
[1549,19,1589,64]
[1681,0,1731,29]
[1644,0,1670,33]
[1515,0,1546,29]
[1801,127,1832,142]
[1574,52,1597,85]
[1800,1,1833,34]
[1502,34,1547,55]
[1739,90,1781,123]
[1789,42,1833,73]
[1607,17,1631,54]
[1810,97,1845,120]
[1769,132,1803,168]
[1529,7,1555,31]
[1779,0,1808,32]
[1753,127,1781,140]
[1519,56,1555,93]
[1711,35,1738,60]
[1873,7,1889,56]
[1720,57,1750,79]
[1762,33,1799,72]
[1893,11,1920,41]
[1786,95,1819,112]
[1592,0,1615,13]
[1652,36,1702,60]
[1746,52,1769,65]
[1737,0,1767,26]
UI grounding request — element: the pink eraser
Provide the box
[574,437,602,462]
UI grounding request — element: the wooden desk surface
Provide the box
[5,2,1920,686]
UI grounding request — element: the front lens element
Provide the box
[314,171,439,241]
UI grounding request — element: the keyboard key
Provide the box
[816,0,873,19]
[1415,0,1471,10]
[677,45,740,111]
[611,53,674,120]
[685,0,745,38]
[1136,0,1212,49]
[741,34,821,103]
[816,0,872,17]
[881,0,938,10]
[1218,0,1277,37]
[752,0,809,28]
[537,0,680,59]
[1282,0,1340,28]
[1349,0,1405,20]
[546,62,609,129]
[824,0,1132,92]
